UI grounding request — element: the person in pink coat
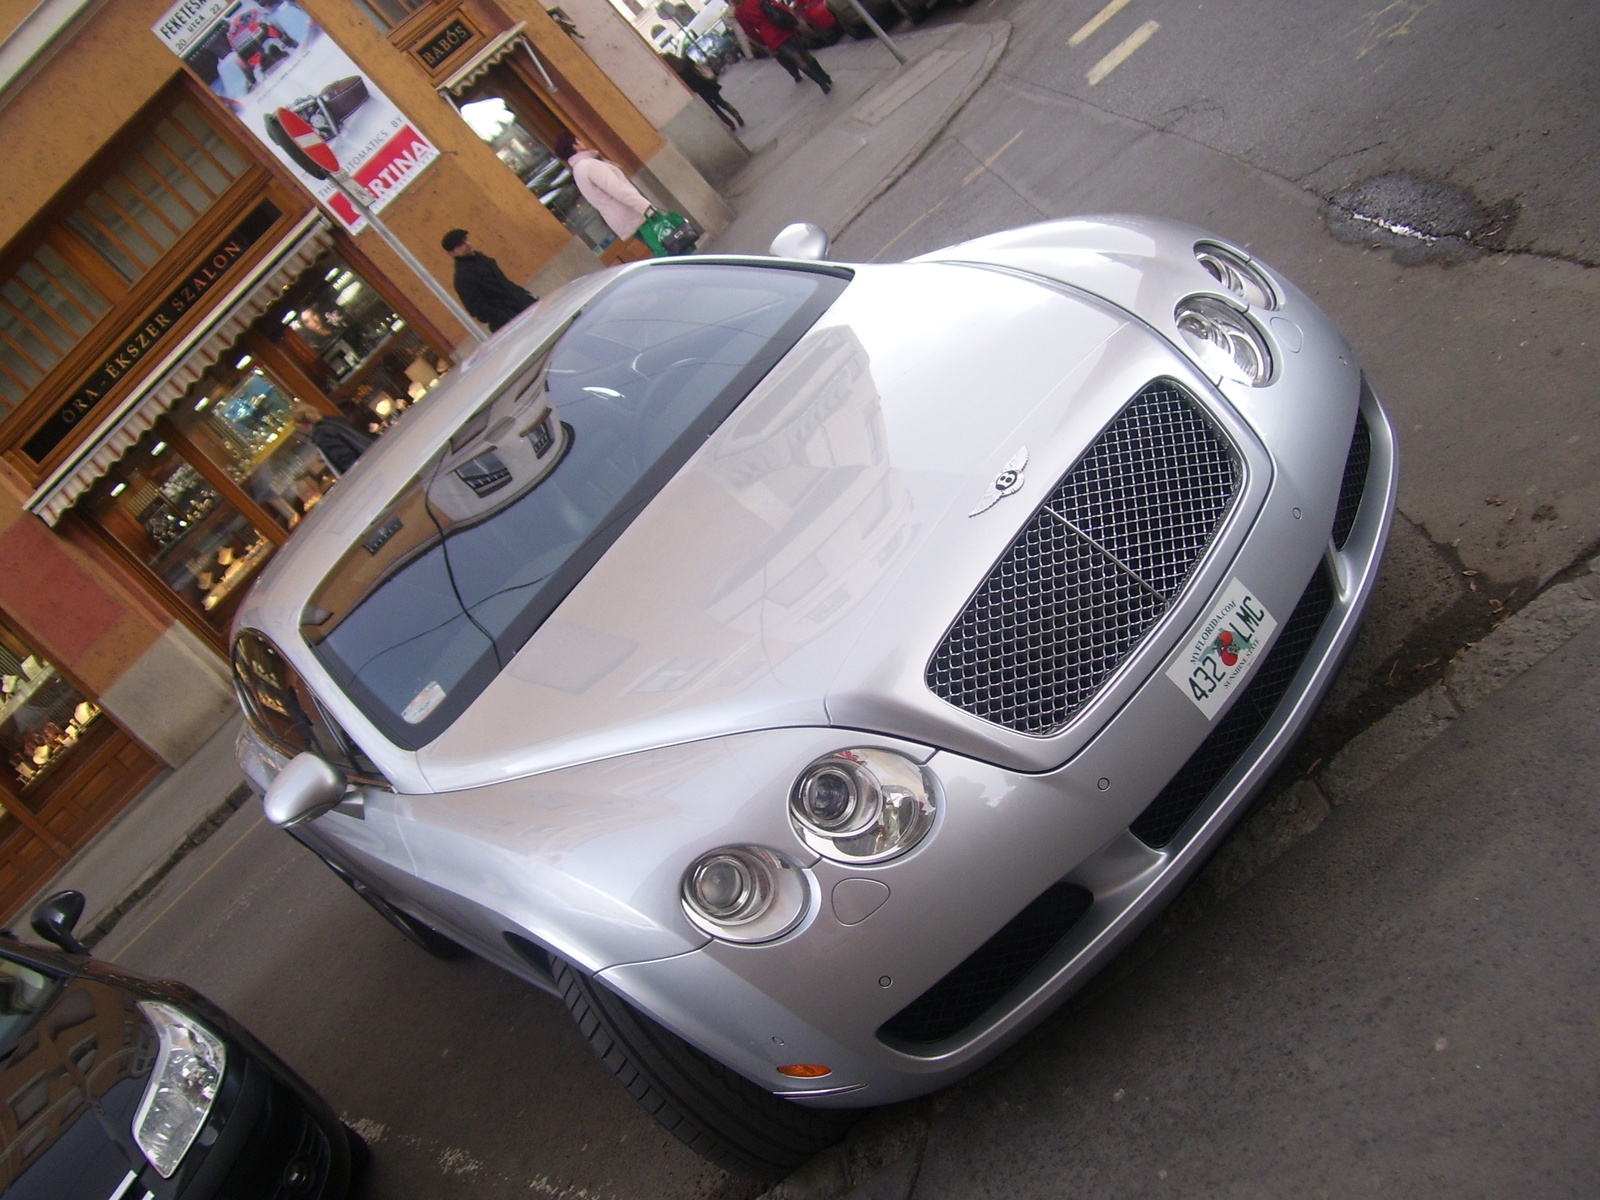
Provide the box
[554,132,653,246]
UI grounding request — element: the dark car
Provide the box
[0,892,363,1199]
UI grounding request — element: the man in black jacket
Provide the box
[442,229,536,332]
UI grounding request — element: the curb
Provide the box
[79,781,255,950]
[760,555,1600,1200]
[830,20,1012,237]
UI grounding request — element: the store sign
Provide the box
[152,0,440,231]
[22,201,281,463]
[414,18,478,71]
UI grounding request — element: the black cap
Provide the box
[441,228,468,252]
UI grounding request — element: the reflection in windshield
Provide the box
[308,265,847,747]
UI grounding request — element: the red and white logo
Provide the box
[274,106,340,175]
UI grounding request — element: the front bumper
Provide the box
[141,988,354,1199]
[601,378,1397,1107]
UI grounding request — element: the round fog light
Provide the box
[690,852,766,922]
[681,846,809,943]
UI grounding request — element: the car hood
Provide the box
[1,976,151,1198]
[415,261,1196,790]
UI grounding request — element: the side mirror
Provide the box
[263,753,348,827]
[769,222,830,261]
[31,891,88,955]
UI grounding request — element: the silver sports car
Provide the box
[231,216,1396,1178]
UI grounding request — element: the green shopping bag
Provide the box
[636,209,699,257]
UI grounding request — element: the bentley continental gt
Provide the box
[229,217,1396,1178]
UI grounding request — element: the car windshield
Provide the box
[303,263,847,748]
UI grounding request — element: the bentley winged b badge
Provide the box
[969,447,1029,516]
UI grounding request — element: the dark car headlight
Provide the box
[132,1001,226,1177]
[791,749,937,863]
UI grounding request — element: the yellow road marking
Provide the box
[1087,19,1159,85]
[962,130,1024,185]
[871,197,949,262]
[110,813,265,961]
[1354,0,1432,58]
[1069,0,1133,48]
[870,128,1025,261]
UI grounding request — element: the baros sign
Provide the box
[151,0,438,231]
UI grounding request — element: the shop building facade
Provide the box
[0,0,736,919]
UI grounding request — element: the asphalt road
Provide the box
[84,3,1600,1197]
[860,586,1600,1198]
[843,0,1600,597]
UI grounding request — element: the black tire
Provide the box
[321,856,472,961]
[554,958,853,1180]
[355,882,470,961]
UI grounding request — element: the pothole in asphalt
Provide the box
[1323,171,1519,264]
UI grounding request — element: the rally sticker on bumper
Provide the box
[1167,579,1278,719]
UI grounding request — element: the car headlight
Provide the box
[681,846,809,943]
[790,749,937,863]
[132,1001,227,1177]
[1194,241,1278,310]
[1175,296,1273,387]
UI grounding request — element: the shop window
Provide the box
[268,253,445,430]
[82,429,278,632]
[0,628,103,794]
[287,258,408,385]
[457,93,614,252]
[166,370,337,531]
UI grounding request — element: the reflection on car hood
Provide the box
[416,262,1140,790]
[1,978,151,1198]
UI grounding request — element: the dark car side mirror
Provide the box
[31,890,88,955]
[263,752,348,827]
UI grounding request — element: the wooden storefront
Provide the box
[0,619,162,921]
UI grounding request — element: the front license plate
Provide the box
[1167,578,1278,720]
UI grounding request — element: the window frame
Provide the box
[0,76,311,485]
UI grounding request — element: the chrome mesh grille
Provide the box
[927,381,1240,734]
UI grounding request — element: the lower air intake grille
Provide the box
[879,883,1094,1047]
[1130,565,1336,850]
[1332,410,1371,549]
[927,381,1241,735]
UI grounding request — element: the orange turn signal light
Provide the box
[776,1064,832,1079]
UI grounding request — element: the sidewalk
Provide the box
[20,714,253,945]
[703,20,1011,255]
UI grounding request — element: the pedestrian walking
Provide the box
[441,229,537,332]
[292,403,374,476]
[553,133,654,245]
[794,0,842,47]
[734,0,832,93]
[665,52,744,131]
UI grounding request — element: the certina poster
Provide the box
[153,0,438,231]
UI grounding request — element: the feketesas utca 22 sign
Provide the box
[153,0,438,230]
